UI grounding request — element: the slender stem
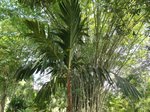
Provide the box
[67,50,73,112]
[0,80,6,112]
[67,68,73,112]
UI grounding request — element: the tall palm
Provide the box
[53,0,87,111]
[16,0,86,111]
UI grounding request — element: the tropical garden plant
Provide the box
[0,0,149,112]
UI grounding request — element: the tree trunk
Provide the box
[0,94,6,112]
[67,69,73,112]
[0,80,7,112]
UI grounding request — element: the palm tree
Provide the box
[16,0,87,111]
[13,0,149,111]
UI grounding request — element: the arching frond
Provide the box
[35,75,66,104]
[115,75,142,99]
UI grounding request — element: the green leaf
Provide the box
[115,75,142,100]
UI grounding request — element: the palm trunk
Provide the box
[67,69,73,112]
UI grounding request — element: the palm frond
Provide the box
[15,62,34,80]
[115,75,142,99]
[53,0,87,66]
[24,20,62,60]
[34,75,66,104]
[15,53,59,81]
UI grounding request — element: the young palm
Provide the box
[15,0,87,112]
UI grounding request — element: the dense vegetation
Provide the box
[0,0,149,112]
